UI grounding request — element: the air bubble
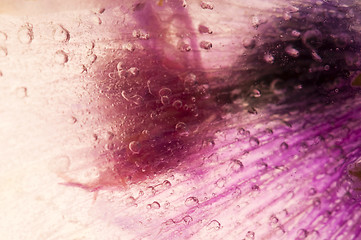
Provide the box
[179,42,191,52]
[215,177,226,188]
[127,67,139,77]
[55,50,68,64]
[249,137,260,146]
[122,42,135,52]
[285,45,299,57]
[18,25,33,44]
[296,229,308,239]
[269,215,279,227]
[93,15,102,25]
[129,141,141,154]
[200,1,213,9]
[53,24,70,42]
[16,87,27,98]
[185,196,199,207]
[184,73,197,89]
[200,41,212,50]
[150,201,160,209]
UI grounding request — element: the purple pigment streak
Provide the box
[64,0,361,239]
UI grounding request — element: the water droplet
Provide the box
[302,29,323,49]
[129,141,141,154]
[249,137,260,147]
[280,142,288,150]
[215,177,226,188]
[16,87,27,98]
[163,180,171,187]
[0,46,7,57]
[200,1,213,9]
[264,53,274,64]
[291,30,301,38]
[200,41,212,50]
[125,196,136,206]
[207,220,221,230]
[54,50,68,64]
[132,29,149,40]
[88,54,97,64]
[185,196,199,207]
[172,100,183,109]
[250,89,261,98]
[175,122,189,136]
[53,24,70,42]
[122,42,135,52]
[269,215,279,227]
[229,159,244,172]
[127,67,139,77]
[161,96,170,105]
[18,24,33,44]
[150,201,160,209]
[92,15,102,25]
[198,24,212,34]
[159,87,172,97]
[0,31,7,41]
[178,42,191,52]
[296,229,308,239]
[243,38,256,49]
[183,215,193,224]
[311,50,322,62]
[184,73,197,89]
[245,231,255,240]
[285,45,299,57]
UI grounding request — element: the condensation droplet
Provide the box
[207,220,221,230]
[200,41,212,50]
[0,31,7,41]
[55,50,68,64]
[18,25,33,44]
[185,196,199,207]
[200,1,213,9]
[129,141,141,154]
[0,46,7,57]
[243,38,256,49]
[285,45,299,57]
[53,24,70,42]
